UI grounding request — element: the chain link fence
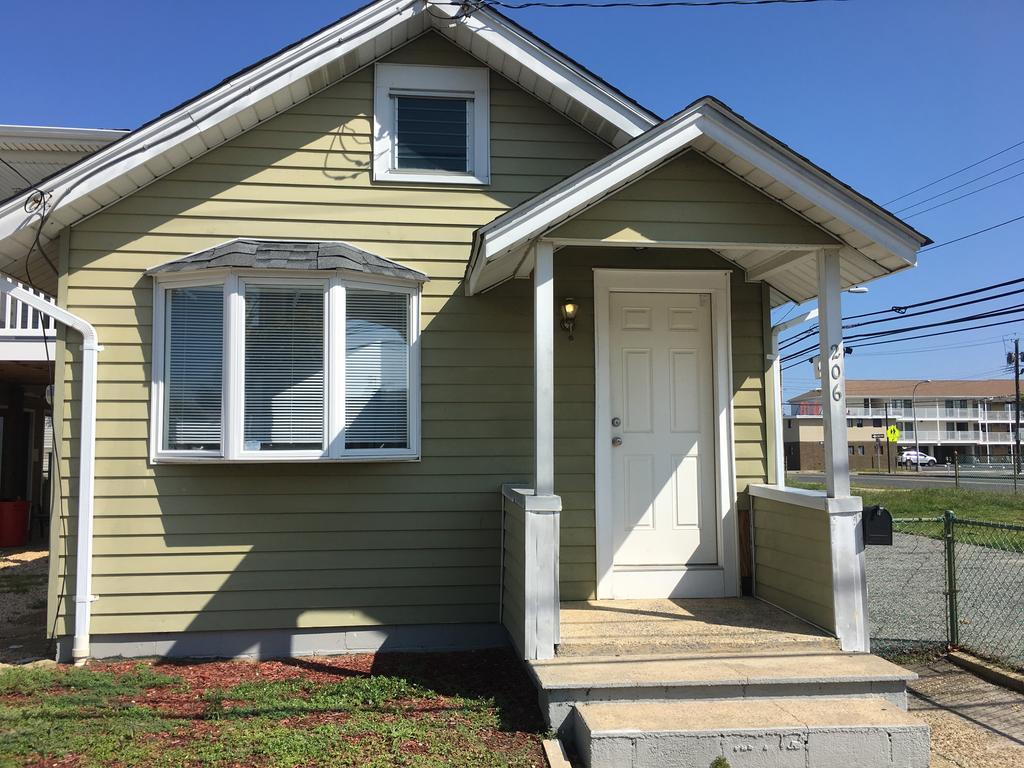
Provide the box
[866,512,1024,671]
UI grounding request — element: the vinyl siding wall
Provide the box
[49,32,808,638]
[50,32,611,638]
[751,497,835,633]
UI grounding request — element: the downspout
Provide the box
[769,308,818,487]
[0,277,100,664]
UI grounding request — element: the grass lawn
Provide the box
[789,482,1024,525]
[0,650,546,768]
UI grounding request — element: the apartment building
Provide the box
[785,379,1021,471]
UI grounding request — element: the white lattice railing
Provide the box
[0,283,57,337]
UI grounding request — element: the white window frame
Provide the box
[373,63,490,185]
[150,269,421,464]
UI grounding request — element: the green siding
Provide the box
[51,31,786,639]
[52,32,608,638]
[549,150,838,246]
[752,497,835,633]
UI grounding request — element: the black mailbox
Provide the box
[862,505,893,546]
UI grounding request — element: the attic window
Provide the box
[373,63,489,185]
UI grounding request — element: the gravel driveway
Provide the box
[867,530,1024,669]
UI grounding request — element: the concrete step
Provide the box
[575,697,930,768]
[530,650,916,732]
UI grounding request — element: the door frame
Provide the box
[593,268,739,599]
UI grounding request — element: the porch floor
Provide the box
[557,597,840,657]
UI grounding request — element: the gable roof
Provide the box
[146,238,428,282]
[0,0,658,294]
[466,97,931,302]
[0,125,127,200]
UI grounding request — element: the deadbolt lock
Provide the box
[611,417,621,427]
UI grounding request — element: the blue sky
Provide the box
[2,0,1021,399]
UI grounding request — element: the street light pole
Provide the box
[912,379,932,473]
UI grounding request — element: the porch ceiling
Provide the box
[466,98,930,306]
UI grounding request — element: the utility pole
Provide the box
[1013,339,1022,479]
[884,400,893,474]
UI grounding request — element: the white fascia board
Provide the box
[429,5,657,141]
[0,0,421,250]
[694,108,925,265]
[467,114,706,294]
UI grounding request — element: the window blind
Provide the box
[243,284,325,451]
[345,289,410,449]
[395,96,469,173]
[165,286,223,450]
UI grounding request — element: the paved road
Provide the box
[791,470,1021,493]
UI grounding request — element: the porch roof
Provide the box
[465,97,931,306]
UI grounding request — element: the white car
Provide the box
[898,450,937,467]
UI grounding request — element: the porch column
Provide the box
[534,240,555,495]
[817,247,850,498]
[817,248,869,652]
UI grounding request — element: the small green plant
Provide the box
[710,758,731,768]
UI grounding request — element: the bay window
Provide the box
[151,269,420,462]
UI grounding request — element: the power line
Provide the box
[453,0,845,8]
[893,156,1024,213]
[883,138,1024,206]
[781,316,1024,371]
[919,214,1024,254]
[780,275,1024,350]
[782,303,1024,363]
[904,168,1024,219]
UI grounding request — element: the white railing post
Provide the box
[534,240,555,496]
[817,248,850,498]
[817,248,869,652]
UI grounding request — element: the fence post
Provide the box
[954,451,960,488]
[943,509,959,648]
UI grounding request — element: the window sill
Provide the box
[372,168,489,186]
[149,453,421,465]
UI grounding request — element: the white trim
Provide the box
[373,63,490,185]
[534,241,555,495]
[466,100,928,296]
[0,277,100,664]
[149,269,422,464]
[817,248,851,498]
[429,3,657,139]
[0,0,658,278]
[593,268,739,600]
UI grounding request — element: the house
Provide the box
[0,125,125,534]
[0,1,935,764]
[786,379,1022,470]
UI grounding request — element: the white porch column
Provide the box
[816,248,869,652]
[817,247,850,498]
[534,240,555,496]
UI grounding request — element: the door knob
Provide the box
[612,436,623,447]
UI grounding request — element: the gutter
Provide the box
[0,278,100,664]
[769,308,818,487]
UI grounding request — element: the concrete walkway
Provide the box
[908,658,1024,768]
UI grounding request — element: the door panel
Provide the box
[609,291,717,595]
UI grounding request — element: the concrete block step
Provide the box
[576,697,930,768]
[530,651,916,732]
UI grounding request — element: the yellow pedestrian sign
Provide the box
[886,425,900,443]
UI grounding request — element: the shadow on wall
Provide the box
[55,272,536,661]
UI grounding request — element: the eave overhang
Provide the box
[466,98,931,305]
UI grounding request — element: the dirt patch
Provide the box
[0,547,50,663]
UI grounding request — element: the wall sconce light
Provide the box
[560,297,579,341]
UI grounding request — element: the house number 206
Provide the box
[830,344,844,402]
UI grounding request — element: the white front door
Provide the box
[607,290,719,598]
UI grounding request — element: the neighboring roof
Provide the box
[0,124,127,200]
[790,380,1018,402]
[0,0,658,294]
[146,239,428,282]
[466,96,931,301]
